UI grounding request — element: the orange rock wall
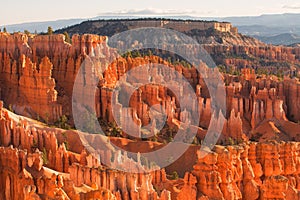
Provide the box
[0,102,173,200]
[192,143,300,199]
[1,104,299,199]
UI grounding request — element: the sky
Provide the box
[1,0,300,25]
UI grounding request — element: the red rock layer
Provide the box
[0,102,173,200]
[0,32,299,143]
[204,45,300,65]
[192,142,300,199]
[0,33,62,122]
[1,103,300,199]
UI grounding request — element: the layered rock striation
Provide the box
[0,103,300,199]
[0,32,299,142]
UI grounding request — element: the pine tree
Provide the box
[24,30,30,35]
[47,26,53,35]
[3,27,7,33]
[63,31,71,44]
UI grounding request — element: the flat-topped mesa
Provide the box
[119,19,238,34]
[57,19,238,36]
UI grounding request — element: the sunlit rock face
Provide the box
[0,20,299,199]
[0,32,299,141]
[0,104,300,199]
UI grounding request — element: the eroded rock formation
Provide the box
[0,100,300,199]
[0,23,299,199]
[192,142,300,199]
[0,32,299,144]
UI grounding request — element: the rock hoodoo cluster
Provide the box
[0,105,300,199]
[0,32,299,142]
[0,20,299,199]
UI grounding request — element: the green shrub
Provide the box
[170,171,179,180]
[55,115,71,130]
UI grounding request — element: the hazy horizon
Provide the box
[1,0,300,25]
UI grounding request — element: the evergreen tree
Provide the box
[24,30,30,35]
[47,26,53,35]
[63,31,71,44]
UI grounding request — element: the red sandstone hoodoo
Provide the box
[0,19,299,199]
